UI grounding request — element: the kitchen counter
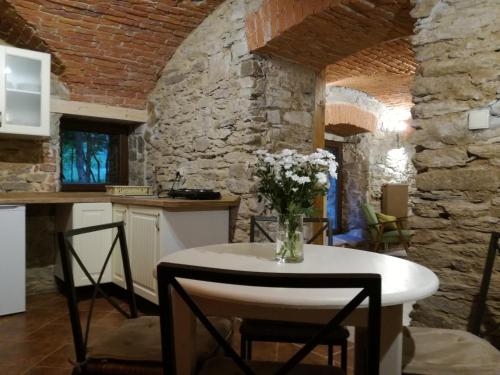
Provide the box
[0,192,240,314]
[0,192,240,211]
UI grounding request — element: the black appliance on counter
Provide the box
[159,172,221,200]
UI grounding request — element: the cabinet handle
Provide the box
[155,213,160,231]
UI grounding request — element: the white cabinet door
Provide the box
[0,46,50,137]
[111,204,128,289]
[70,203,112,287]
[127,206,162,303]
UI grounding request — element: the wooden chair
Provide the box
[157,262,382,375]
[402,231,500,374]
[58,222,232,374]
[243,216,348,369]
[361,203,411,252]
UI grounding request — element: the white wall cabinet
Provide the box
[55,203,113,287]
[0,46,50,137]
[111,205,229,304]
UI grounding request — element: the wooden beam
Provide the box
[313,69,326,150]
[313,69,326,242]
[50,98,148,123]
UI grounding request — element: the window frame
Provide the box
[60,118,130,192]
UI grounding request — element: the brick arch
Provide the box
[0,0,64,74]
[325,103,377,137]
[246,0,413,70]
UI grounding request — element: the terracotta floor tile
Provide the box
[24,367,73,374]
[1,292,358,375]
[0,308,67,340]
[0,365,29,375]
[0,339,62,370]
[23,323,74,345]
[276,342,328,365]
[26,294,68,312]
[78,297,126,313]
[93,310,129,328]
[35,344,74,369]
[247,341,279,361]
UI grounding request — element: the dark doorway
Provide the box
[325,140,342,233]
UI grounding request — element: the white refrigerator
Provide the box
[0,205,25,316]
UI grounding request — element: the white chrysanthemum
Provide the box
[316,172,328,185]
[264,156,275,163]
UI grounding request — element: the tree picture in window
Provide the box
[61,130,120,184]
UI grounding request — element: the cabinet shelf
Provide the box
[6,88,41,96]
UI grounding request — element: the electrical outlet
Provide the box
[468,109,490,130]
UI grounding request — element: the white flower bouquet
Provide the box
[254,148,338,262]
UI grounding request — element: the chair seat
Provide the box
[402,326,500,375]
[382,229,411,240]
[88,315,232,364]
[198,356,345,375]
[240,319,349,343]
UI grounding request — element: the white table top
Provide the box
[159,243,439,309]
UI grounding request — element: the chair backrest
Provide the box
[470,231,499,336]
[361,204,378,226]
[157,262,381,375]
[250,215,334,246]
[57,222,138,365]
[361,204,380,239]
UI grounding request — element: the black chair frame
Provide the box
[250,216,334,246]
[470,231,499,336]
[157,262,382,375]
[58,222,138,368]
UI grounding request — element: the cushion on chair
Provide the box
[240,319,349,343]
[88,315,232,364]
[198,356,345,375]
[402,326,500,375]
[375,213,398,231]
[382,229,411,242]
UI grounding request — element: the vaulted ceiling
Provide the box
[2,0,416,111]
[247,0,416,110]
[4,0,225,108]
[327,38,416,109]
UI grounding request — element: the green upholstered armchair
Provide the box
[361,203,411,252]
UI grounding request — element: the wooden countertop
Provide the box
[0,192,240,211]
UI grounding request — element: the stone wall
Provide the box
[326,86,415,231]
[145,0,316,241]
[409,0,500,345]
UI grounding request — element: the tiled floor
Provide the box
[0,292,354,374]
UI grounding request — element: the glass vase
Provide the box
[276,214,304,263]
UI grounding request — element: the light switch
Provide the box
[468,109,490,130]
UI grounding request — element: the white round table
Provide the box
[158,243,439,375]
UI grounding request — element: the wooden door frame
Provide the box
[312,70,326,243]
[324,140,343,233]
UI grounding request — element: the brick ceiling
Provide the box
[5,0,225,108]
[327,38,416,109]
[247,0,415,109]
[247,0,414,71]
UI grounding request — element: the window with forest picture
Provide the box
[60,120,128,190]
